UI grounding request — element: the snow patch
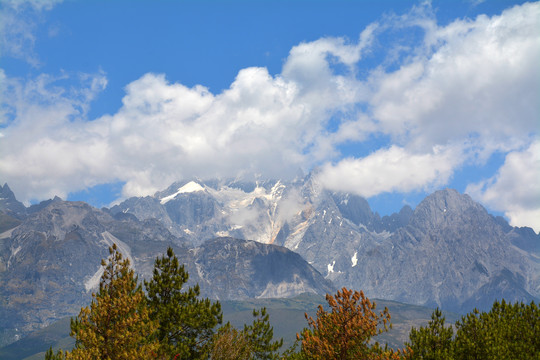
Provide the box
[183,228,194,235]
[351,252,358,267]
[216,230,229,237]
[160,181,204,204]
[327,260,336,274]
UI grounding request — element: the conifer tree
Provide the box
[406,308,454,359]
[67,244,159,360]
[453,300,539,360]
[45,347,65,360]
[144,246,222,359]
[243,307,283,360]
[209,323,252,360]
[297,287,411,360]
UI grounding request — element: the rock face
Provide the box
[1,178,539,346]
[0,184,26,220]
[312,189,539,312]
[181,237,334,300]
[110,177,539,313]
[0,197,332,346]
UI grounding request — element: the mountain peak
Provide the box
[408,188,487,230]
[159,181,206,204]
[0,183,27,219]
[1,183,15,198]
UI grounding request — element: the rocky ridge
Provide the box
[0,196,332,346]
[110,177,539,313]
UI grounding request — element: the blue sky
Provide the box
[0,0,539,231]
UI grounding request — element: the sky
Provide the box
[0,0,539,232]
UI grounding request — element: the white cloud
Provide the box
[0,1,538,231]
[369,2,539,153]
[466,140,540,232]
[0,0,64,66]
[317,145,462,198]
[0,70,108,201]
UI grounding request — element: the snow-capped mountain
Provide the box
[0,177,538,346]
[110,176,539,313]
[110,178,297,245]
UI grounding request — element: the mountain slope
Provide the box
[321,189,539,312]
[111,178,539,313]
[0,197,332,346]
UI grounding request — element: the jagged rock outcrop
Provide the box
[0,184,26,220]
[298,189,539,312]
[1,178,538,346]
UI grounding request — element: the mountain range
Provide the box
[0,176,538,347]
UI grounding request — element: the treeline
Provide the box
[46,245,539,359]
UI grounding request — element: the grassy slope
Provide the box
[0,293,459,360]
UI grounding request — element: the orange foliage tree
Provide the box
[297,287,411,360]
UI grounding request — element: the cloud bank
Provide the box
[0,2,538,230]
[467,141,540,231]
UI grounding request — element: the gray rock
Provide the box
[0,196,333,346]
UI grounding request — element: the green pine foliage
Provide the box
[209,323,252,360]
[407,300,540,360]
[453,300,540,360]
[144,246,223,359]
[68,244,159,359]
[406,308,453,359]
[208,307,283,360]
[44,243,539,360]
[242,307,284,360]
[44,346,66,360]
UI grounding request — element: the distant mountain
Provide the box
[110,176,539,313]
[313,189,539,312]
[183,237,334,300]
[0,184,26,220]
[1,176,538,346]
[0,197,332,347]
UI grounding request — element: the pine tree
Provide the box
[406,308,454,359]
[144,246,222,359]
[67,244,159,360]
[209,323,252,360]
[243,307,283,360]
[297,287,411,360]
[45,347,66,360]
[453,300,540,360]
